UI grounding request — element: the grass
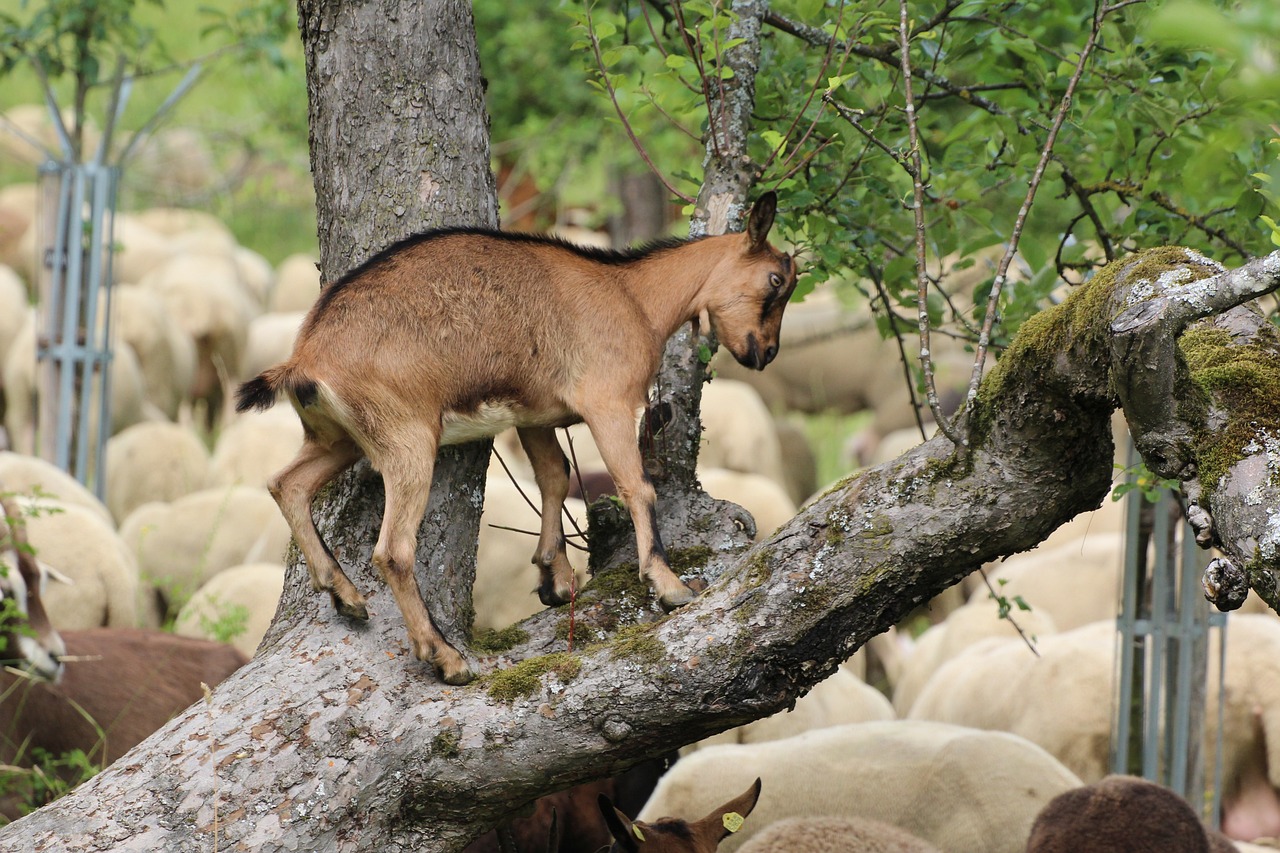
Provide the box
[796,410,874,488]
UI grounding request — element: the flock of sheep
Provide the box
[3,109,1280,848]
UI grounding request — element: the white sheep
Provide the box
[698,467,798,542]
[173,561,285,658]
[119,484,291,619]
[104,421,212,524]
[0,451,113,527]
[638,719,1083,853]
[206,406,304,490]
[890,600,1060,716]
[270,252,322,313]
[473,472,589,631]
[110,213,175,286]
[699,379,788,489]
[0,265,29,408]
[736,815,942,853]
[109,283,198,420]
[1,495,140,629]
[239,311,307,382]
[0,183,38,284]
[907,615,1280,843]
[688,666,894,753]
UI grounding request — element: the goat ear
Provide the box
[746,191,777,252]
[693,777,763,842]
[598,793,642,852]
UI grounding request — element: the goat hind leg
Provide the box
[269,438,368,619]
[373,447,472,684]
[516,426,575,606]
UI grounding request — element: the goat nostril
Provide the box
[764,345,778,364]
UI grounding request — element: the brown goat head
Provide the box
[0,494,65,682]
[236,193,795,684]
[599,778,761,853]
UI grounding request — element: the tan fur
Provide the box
[237,194,795,684]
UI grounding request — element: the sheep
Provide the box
[0,451,113,527]
[110,213,175,286]
[240,310,307,382]
[1024,775,1225,853]
[907,615,1280,842]
[772,415,818,506]
[3,311,148,454]
[890,600,1060,716]
[0,265,28,403]
[109,283,198,420]
[639,720,1083,853]
[236,193,796,684]
[0,627,247,820]
[205,406,304,490]
[104,421,212,524]
[698,468,797,542]
[735,816,942,853]
[604,778,762,853]
[698,380,788,491]
[0,184,37,276]
[4,495,142,630]
[967,532,1124,633]
[687,666,894,753]
[473,473,589,632]
[270,252,322,313]
[119,485,291,621]
[173,562,285,658]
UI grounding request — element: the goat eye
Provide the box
[768,272,783,289]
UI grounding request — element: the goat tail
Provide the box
[235,365,294,413]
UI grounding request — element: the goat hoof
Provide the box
[439,664,475,686]
[658,584,696,611]
[332,593,369,621]
[537,579,572,607]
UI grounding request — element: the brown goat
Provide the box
[236,193,796,684]
[0,491,64,682]
[0,627,247,819]
[600,778,762,853]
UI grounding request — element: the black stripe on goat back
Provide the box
[311,227,699,319]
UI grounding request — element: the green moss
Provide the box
[481,653,583,703]
[579,562,649,601]
[602,622,667,666]
[1182,323,1280,496]
[470,625,530,654]
[668,545,714,574]
[431,729,460,758]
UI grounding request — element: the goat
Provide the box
[0,491,64,682]
[236,193,797,684]
[600,778,761,852]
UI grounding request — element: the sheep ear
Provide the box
[693,778,762,842]
[746,192,777,252]
[598,793,642,852]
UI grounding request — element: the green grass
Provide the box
[796,410,874,489]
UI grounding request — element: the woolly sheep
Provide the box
[2,495,140,629]
[105,421,212,523]
[736,815,942,853]
[0,265,29,409]
[688,667,894,753]
[968,532,1124,633]
[240,311,307,382]
[1025,775,1220,853]
[0,104,99,166]
[110,213,175,285]
[773,416,818,506]
[699,380,788,490]
[473,472,589,632]
[132,206,235,240]
[908,615,1280,842]
[639,720,1083,853]
[270,252,322,313]
[3,310,148,454]
[173,561,285,658]
[119,485,291,619]
[110,283,198,419]
[698,468,797,542]
[890,599,1060,716]
[128,127,217,199]
[206,406,303,490]
[0,451,113,526]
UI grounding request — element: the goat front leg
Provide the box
[269,437,368,620]
[516,426,575,606]
[372,436,472,685]
[584,405,694,610]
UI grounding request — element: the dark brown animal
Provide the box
[0,492,64,682]
[0,628,247,819]
[1025,775,1233,853]
[236,193,796,684]
[600,778,761,852]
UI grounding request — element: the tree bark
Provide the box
[6,3,1280,852]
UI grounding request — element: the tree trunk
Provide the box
[5,5,1280,852]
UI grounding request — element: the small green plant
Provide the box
[1111,462,1180,504]
[194,594,250,645]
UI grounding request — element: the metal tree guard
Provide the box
[13,60,200,498]
[1112,447,1228,827]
